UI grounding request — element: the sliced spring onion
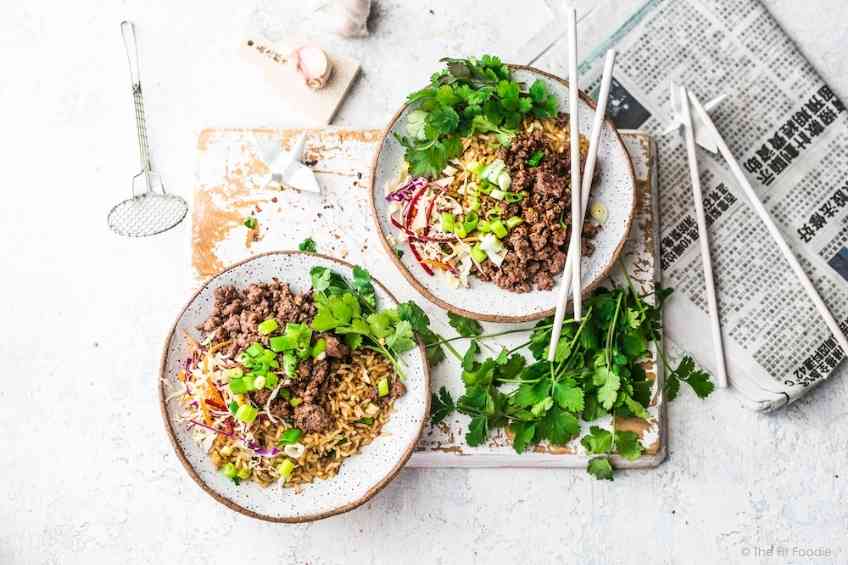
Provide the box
[222,462,237,478]
[440,212,455,233]
[253,375,266,390]
[355,417,375,426]
[228,377,249,395]
[462,212,479,233]
[468,196,480,212]
[590,201,608,224]
[477,220,491,233]
[237,466,251,480]
[311,338,327,359]
[290,397,303,407]
[279,428,303,445]
[264,373,279,389]
[480,234,507,267]
[227,401,238,415]
[269,335,294,352]
[496,171,511,191]
[506,216,524,230]
[489,189,505,201]
[277,459,295,483]
[283,351,298,378]
[471,243,487,263]
[283,443,305,459]
[377,377,390,397]
[245,343,262,358]
[225,367,243,381]
[454,223,468,238]
[258,318,279,335]
[504,191,526,203]
[526,150,544,167]
[235,403,258,423]
[490,219,508,239]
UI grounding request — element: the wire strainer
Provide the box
[108,21,188,237]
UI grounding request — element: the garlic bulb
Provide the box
[332,0,371,38]
[294,46,333,90]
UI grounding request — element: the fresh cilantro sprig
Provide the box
[395,54,559,178]
[298,238,317,253]
[426,271,715,480]
[308,266,446,378]
[430,386,455,426]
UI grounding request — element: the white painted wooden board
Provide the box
[191,127,663,468]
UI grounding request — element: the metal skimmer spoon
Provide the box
[108,21,187,237]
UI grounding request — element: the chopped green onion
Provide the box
[496,171,511,191]
[245,343,262,358]
[454,223,467,238]
[377,377,390,397]
[477,180,493,194]
[462,212,479,233]
[222,462,237,478]
[506,216,524,230]
[264,373,279,389]
[490,219,508,239]
[311,338,327,358]
[355,417,374,426]
[277,459,295,483]
[225,367,243,380]
[477,220,491,233]
[470,243,487,264]
[227,401,238,414]
[440,212,455,233]
[253,375,266,389]
[279,428,303,445]
[278,388,292,400]
[526,150,544,167]
[490,189,505,201]
[237,466,251,480]
[258,318,279,335]
[243,217,257,229]
[283,351,298,378]
[290,397,303,407]
[228,377,249,395]
[235,404,258,423]
[504,191,526,203]
[468,196,480,212]
[269,335,294,352]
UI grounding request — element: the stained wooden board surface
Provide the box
[191,127,665,468]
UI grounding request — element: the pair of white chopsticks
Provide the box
[547,9,616,362]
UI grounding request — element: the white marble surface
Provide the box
[2,1,848,563]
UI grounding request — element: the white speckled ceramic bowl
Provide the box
[159,252,430,523]
[370,65,636,323]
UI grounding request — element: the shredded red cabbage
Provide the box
[248,443,280,457]
[386,176,427,202]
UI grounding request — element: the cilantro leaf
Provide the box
[686,366,715,398]
[427,105,460,133]
[462,340,480,371]
[597,371,621,410]
[351,266,377,311]
[615,430,643,461]
[538,406,580,445]
[448,312,483,337]
[298,237,317,253]
[553,380,584,413]
[466,414,489,446]
[386,320,415,354]
[587,457,614,481]
[580,426,613,454]
[510,421,536,454]
[430,386,455,426]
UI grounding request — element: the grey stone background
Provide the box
[2,1,846,563]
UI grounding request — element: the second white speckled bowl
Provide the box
[370,65,636,323]
[159,252,430,522]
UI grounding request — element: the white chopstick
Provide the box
[688,90,848,359]
[550,50,617,360]
[548,8,583,362]
[678,85,729,388]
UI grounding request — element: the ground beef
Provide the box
[198,278,315,357]
[321,334,350,359]
[293,403,332,433]
[477,113,600,292]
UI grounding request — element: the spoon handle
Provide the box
[121,21,153,188]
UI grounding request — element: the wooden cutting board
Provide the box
[190,127,665,468]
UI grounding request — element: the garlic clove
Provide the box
[294,46,333,90]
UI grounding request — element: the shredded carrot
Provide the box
[206,379,226,407]
[176,369,187,382]
[200,399,213,426]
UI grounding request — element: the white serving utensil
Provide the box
[253,132,322,194]
[548,8,587,362]
[675,85,729,388]
[686,90,848,359]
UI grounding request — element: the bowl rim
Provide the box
[368,64,637,323]
[158,250,432,523]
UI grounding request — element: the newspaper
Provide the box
[536,0,848,411]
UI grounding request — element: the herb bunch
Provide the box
[395,54,559,178]
[428,275,714,479]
